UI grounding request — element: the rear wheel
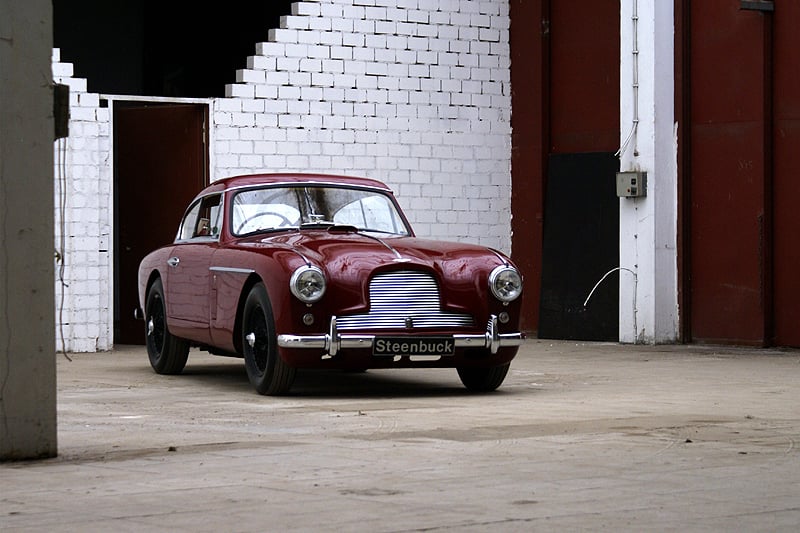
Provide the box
[145,278,189,374]
[457,363,510,392]
[242,283,295,395]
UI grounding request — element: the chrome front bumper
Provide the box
[277,314,525,357]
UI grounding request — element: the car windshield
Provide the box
[230,185,411,237]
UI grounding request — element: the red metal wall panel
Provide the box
[549,2,620,153]
[510,0,619,334]
[772,0,800,346]
[689,1,768,344]
[510,0,547,333]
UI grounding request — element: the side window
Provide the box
[178,201,202,241]
[177,194,222,241]
[195,195,222,238]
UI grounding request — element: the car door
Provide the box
[165,194,222,343]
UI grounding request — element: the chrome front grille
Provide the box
[336,271,474,330]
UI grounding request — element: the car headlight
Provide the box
[489,265,522,302]
[290,265,326,303]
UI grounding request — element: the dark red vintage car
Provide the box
[137,173,524,395]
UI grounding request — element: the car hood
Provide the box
[235,228,518,318]
[259,229,508,282]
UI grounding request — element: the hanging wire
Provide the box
[56,137,72,361]
[583,266,639,341]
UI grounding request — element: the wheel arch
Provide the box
[143,270,164,309]
[232,273,265,354]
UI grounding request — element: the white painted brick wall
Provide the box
[217,0,512,249]
[51,0,511,352]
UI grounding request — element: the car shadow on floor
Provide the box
[179,360,512,399]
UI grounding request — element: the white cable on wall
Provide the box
[617,0,639,158]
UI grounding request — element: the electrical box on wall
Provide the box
[616,171,647,198]
[53,84,70,140]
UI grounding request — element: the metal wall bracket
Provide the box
[740,1,774,12]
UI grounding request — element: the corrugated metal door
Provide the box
[510,0,620,337]
[688,0,768,344]
[548,2,620,154]
[772,1,800,346]
[687,1,799,346]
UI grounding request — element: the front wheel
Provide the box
[242,283,295,395]
[456,363,510,392]
[145,277,189,374]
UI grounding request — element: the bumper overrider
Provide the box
[277,314,525,357]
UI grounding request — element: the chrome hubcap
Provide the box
[246,332,256,348]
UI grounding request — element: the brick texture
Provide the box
[52,48,113,353]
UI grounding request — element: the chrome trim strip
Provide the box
[361,234,403,260]
[209,266,255,274]
[292,250,312,266]
[277,314,525,355]
[224,181,393,195]
[174,235,221,244]
[488,248,510,267]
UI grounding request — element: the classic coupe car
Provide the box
[137,173,524,395]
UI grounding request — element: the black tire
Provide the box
[242,283,295,395]
[145,277,189,374]
[456,363,510,392]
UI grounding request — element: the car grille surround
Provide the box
[335,271,474,331]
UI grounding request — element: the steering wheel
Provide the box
[235,211,294,233]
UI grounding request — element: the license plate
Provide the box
[373,336,455,357]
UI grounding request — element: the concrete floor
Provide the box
[2,340,800,532]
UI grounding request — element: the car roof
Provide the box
[197,173,393,196]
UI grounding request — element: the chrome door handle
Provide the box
[167,257,180,267]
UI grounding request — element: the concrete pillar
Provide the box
[0,0,57,459]
[618,0,679,343]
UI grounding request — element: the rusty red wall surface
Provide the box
[510,0,547,333]
[772,0,800,346]
[548,2,620,154]
[512,0,799,346]
[687,0,800,346]
[510,0,619,334]
[688,1,768,344]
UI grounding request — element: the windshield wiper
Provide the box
[297,223,405,236]
[299,222,358,232]
[237,226,295,237]
[355,228,405,236]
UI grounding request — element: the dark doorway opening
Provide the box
[53,1,293,97]
[538,152,620,341]
[53,3,294,345]
[114,103,208,344]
